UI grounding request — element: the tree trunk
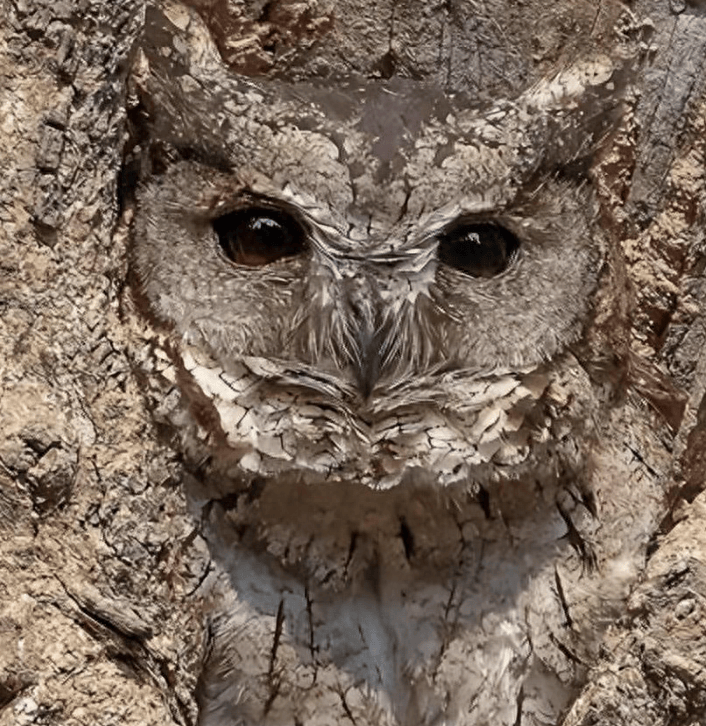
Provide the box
[0,1,704,725]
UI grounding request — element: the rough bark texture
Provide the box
[0,1,704,725]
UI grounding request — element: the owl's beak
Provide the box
[352,320,384,399]
[345,277,384,398]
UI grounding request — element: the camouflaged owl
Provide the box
[125,5,663,726]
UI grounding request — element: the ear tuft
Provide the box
[125,5,234,178]
[521,53,639,172]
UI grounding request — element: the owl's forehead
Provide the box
[223,79,521,239]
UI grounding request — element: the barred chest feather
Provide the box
[126,328,663,726]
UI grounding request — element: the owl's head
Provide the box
[128,6,633,493]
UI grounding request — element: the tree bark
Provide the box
[0,1,704,725]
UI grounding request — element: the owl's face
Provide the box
[131,27,626,492]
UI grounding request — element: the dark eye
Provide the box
[437,222,520,278]
[213,207,307,266]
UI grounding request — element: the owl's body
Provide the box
[127,5,665,725]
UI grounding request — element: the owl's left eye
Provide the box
[213,207,307,266]
[438,221,520,278]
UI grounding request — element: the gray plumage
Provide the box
[127,6,663,726]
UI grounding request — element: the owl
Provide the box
[125,5,665,726]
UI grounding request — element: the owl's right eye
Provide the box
[213,208,307,267]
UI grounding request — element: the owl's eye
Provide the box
[213,208,307,266]
[438,222,520,278]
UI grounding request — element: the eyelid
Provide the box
[210,191,302,220]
